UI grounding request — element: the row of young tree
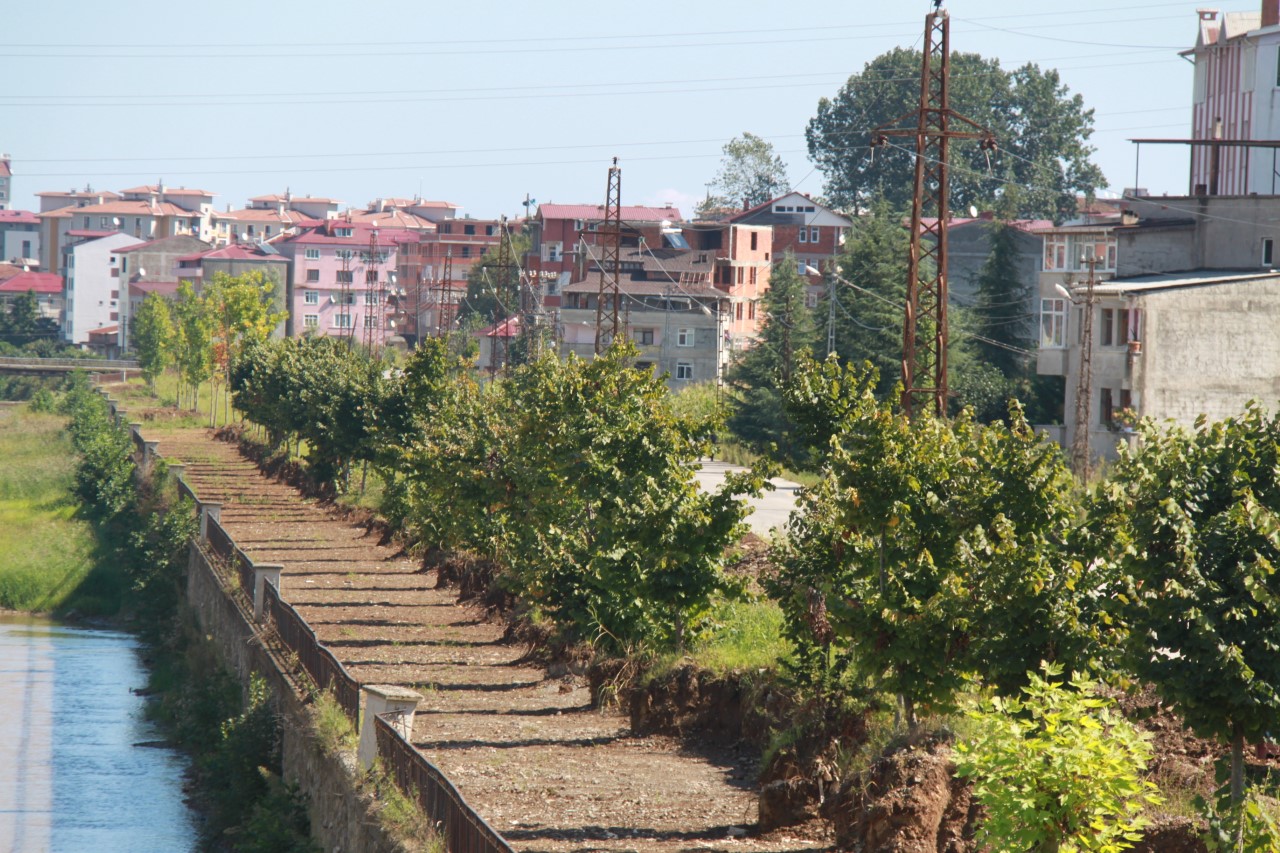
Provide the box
[230,337,771,653]
[131,270,286,419]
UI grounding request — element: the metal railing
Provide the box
[374,715,515,853]
[263,581,361,725]
[0,355,140,369]
[176,478,196,505]
[206,515,235,563]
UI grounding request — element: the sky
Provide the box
[2,0,1250,221]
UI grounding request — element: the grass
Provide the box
[714,440,823,489]
[648,597,791,680]
[311,691,359,755]
[0,405,99,612]
[104,370,241,430]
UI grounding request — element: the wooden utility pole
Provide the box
[872,7,996,419]
[1070,255,1100,480]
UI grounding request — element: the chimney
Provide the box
[1266,0,1279,29]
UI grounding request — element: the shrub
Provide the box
[956,665,1160,853]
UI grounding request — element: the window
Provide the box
[750,231,758,250]
[543,242,563,262]
[677,327,694,347]
[735,303,743,320]
[110,268,119,278]
[1044,235,1068,271]
[306,269,320,282]
[336,270,353,284]
[366,270,378,284]
[675,362,694,381]
[305,248,320,260]
[1101,308,1114,346]
[364,315,376,328]
[440,223,452,234]
[797,259,807,275]
[304,290,319,305]
[805,291,818,309]
[332,313,352,329]
[737,267,744,284]
[1265,238,1275,266]
[364,292,379,305]
[464,224,475,235]
[798,228,808,243]
[749,302,756,320]
[83,216,91,228]
[631,328,655,345]
[1101,307,1132,347]
[303,314,319,328]
[1040,298,1068,348]
[335,249,353,261]
[810,227,819,243]
[461,246,471,258]
[335,227,353,237]
[1100,388,1114,428]
[338,292,355,305]
[101,217,110,228]
[486,225,496,236]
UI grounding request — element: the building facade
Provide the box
[62,232,144,344]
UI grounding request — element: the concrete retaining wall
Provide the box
[186,542,407,853]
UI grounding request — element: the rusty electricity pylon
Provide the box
[872,7,996,419]
[362,227,384,352]
[435,246,454,338]
[1069,255,1101,481]
[595,158,623,354]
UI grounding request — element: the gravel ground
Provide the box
[152,427,831,853]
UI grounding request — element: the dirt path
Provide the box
[152,427,829,853]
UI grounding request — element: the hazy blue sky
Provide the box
[3,1,1239,219]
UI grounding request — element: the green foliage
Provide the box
[132,292,176,389]
[457,230,530,326]
[1199,786,1280,852]
[726,252,818,467]
[972,221,1033,377]
[806,47,1104,221]
[172,280,214,410]
[400,343,769,652]
[774,364,1103,724]
[816,198,911,399]
[956,665,1159,853]
[1095,402,1280,800]
[698,132,789,215]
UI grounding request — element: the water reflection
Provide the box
[0,615,198,852]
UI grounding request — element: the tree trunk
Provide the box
[904,695,918,736]
[1232,723,1245,804]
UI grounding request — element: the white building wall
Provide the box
[2,229,39,263]
[63,233,143,344]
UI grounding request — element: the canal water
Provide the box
[0,614,199,852]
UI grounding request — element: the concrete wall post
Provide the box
[358,685,423,771]
[198,501,222,541]
[252,564,283,622]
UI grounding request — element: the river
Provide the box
[0,614,199,852]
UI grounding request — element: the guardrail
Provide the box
[263,581,362,725]
[127,403,513,852]
[375,715,515,853]
[0,356,140,369]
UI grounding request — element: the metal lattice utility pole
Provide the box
[1070,255,1100,481]
[872,7,996,419]
[595,158,623,354]
[362,228,383,351]
[436,247,454,338]
[492,217,519,373]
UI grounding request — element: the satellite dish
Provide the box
[112,217,121,227]
[968,205,979,218]
[138,267,146,277]
[240,232,249,242]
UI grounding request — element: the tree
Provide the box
[204,271,288,424]
[698,132,790,216]
[773,364,1099,729]
[172,282,213,411]
[725,252,818,466]
[131,292,175,392]
[1096,403,1280,803]
[457,231,531,326]
[0,291,41,345]
[806,48,1105,221]
[816,197,910,400]
[971,221,1033,378]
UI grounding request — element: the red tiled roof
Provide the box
[0,160,10,178]
[0,209,39,225]
[479,316,520,338]
[0,271,62,294]
[35,189,121,201]
[66,229,121,238]
[87,324,119,338]
[538,204,682,223]
[177,244,289,263]
[285,224,421,246]
[66,200,195,217]
[129,280,180,297]
[216,208,310,224]
[249,193,341,204]
[118,184,214,196]
[346,210,438,230]
[115,237,209,253]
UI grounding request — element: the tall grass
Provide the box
[0,406,97,611]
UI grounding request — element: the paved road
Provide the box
[694,460,804,538]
